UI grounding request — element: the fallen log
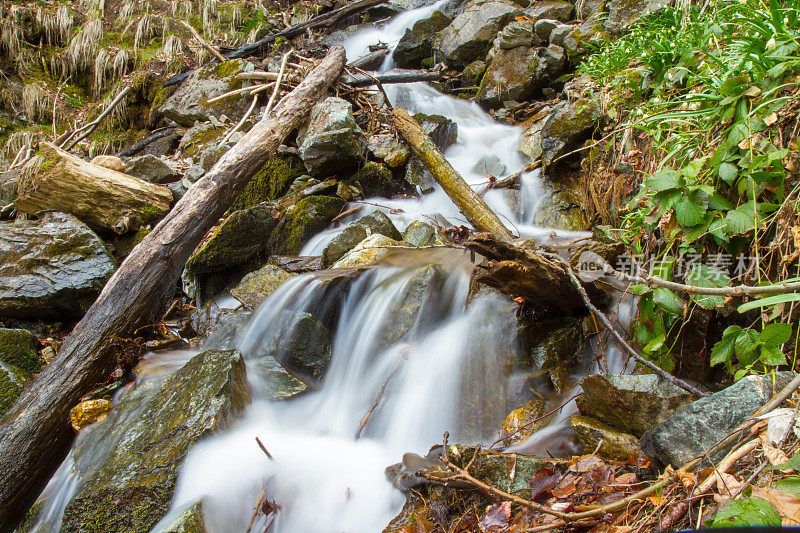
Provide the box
[163,0,384,87]
[15,143,173,234]
[114,127,178,158]
[345,69,442,87]
[392,107,513,240]
[0,46,347,533]
[348,48,389,70]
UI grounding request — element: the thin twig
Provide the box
[62,86,132,151]
[255,437,274,460]
[246,490,264,533]
[346,65,393,110]
[264,52,291,117]
[180,20,226,62]
[355,354,406,439]
[220,94,259,146]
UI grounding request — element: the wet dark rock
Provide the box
[577,373,695,438]
[641,372,795,466]
[0,360,31,418]
[0,328,41,374]
[477,44,565,108]
[525,0,575,21]
[322,211,402,268]
[150,500,207,533]
[0,212,116,319]
[268,196,346,256]
[230,264,297,310]
[251,355,308,400]
[532,178,588,231]
[379,264,445,348]
[500,398,547,445]
[351,161,394,198]
[60,349,250,532]
[183,204,279,302]
[159,60,250,127]
[125,155,180,184]
[297,97,367,177]
[517,317,585,373]
[462,60,488,86]
[571,415,647,462]
[265,311,332,382]
[393,10,452,68]
[268,255,324,273]
[541,98,602,171]
[405,114,458,191]
[434,0,523,66]
[191,305,250,347]
[534,18,561,41]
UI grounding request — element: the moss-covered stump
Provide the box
[60,349,250,532]
[0,328,41,374]
[268,196,346,256]
[0,212,116,319]
[571,415,647,462]
[0,360,31,419]
[321,211,402,268]
[230,154,307,212]
[230,264,297,309]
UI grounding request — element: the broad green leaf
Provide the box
[718,162,739,185]
[686,264,731,309]
[709,192,735,210]
[710,325,742,366]
[646,168,682,192]
[725,207,756,235]
[738,293,800,312]
[653,287,684,315]
[760,345,787,366]
[711,497,781,527]
[675,195,707,226]
[682,157,708,180]
[629,284,652,295]
[760,323,792,346]
[775,476,800,495]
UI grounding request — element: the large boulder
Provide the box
[0,328,41,374]
[351,161,394,198]
[125,155,180,184]
[525,0,575,21]
[541,98,602,171]
[434,0,523,66]
[230,154,307,212]
[159,59,251,127]
[380,264,445,348]
[0,212,116,319]
[393,10,452,68]
[477,44,566,108]
[151,501,207,533]
[322,211,402,268]
[641,372,796,466]
[577,374,695,437]
[532,178,588,231]
[251,355,308,400]
[59,349,250,532]
[230,264,297,309]
[297,97,367,177]
[269,196,346,256]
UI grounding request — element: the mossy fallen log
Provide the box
[0,46,347,533]
[15,143,173,234]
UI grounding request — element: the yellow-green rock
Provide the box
[230,264,296,310]
[70,399,113,431]
[571,415,647,462]
[331,234,410,269]
[501,398,546,444]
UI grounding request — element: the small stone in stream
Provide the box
[402,220,437,247]
[641,372,795,467]
[524,0,575,21]
[70,399,113,432]
[230,264,297,309]
[367,134,411,167]
[90,155,126,173]
[473,154,506,176]
[577,373,695,438]
[125,155,180,184]
[150,500,207,533]
[59,349,250,532]
[434,0,524,66]
[331,234,411,269]
[571,415,647,462]
[183,163,205,184]
[534,18,560,41]
[414,113,458,150]
[0,212,116,319]
[297,97,366,177]
[322,211,402,268]
[501,398,546,444]
[549,365,572,395]
[251,355,308,400]
[0,360,31,417]
[0,328,41,374]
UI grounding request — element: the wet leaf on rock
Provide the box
[478,502,511,532]
[529,468,562,500]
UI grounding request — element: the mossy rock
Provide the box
[0,328,41,374]
[112,227,150,260]
[571,415,647,462]
[402,220,438,247]
[268,196,346,256]
[230,154,307,212]
[500,398,547,444]
[532,178,588,231]
[393,10,452,68]
[60,349,250,532]
[350,161,393,198]
[178,123,227,160]
[541,98,602,171]
[0,360,31,419]
[331,234,411,269]
[448,445,560,495]
[230,264,297,309]
[151,500,207,533]
[462,60,488,87]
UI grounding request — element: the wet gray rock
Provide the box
[405,114,458,191]
[125,155,180,184]
[393,10,452,68]
[168,180,188,202]
[434,0,523,66]
[379,264,445,349]
[230,264,297,310]
[548,23,573,48]
[534,18,561,41]
[605,0,669,33]
[402,220,438,246]
[251,355,308,400]
[322,211,402,268]
[0,212,116,319]
[541,98,602,171]
[497,19,538,50]
[531,178,588,231]
[477,44,565,108]
[150,501,207,533]
[517,111,549,160]
[577,374,696,438]
[0,169,20,203]
[367,134,411,167]
[297,97,366,176]
[641,372,796,466]
[473,154,507,176]
[258,311,332,383]
[0,328,40,374]
[525,0,575,21]
[60,349,250,532]
[159,60,250,127]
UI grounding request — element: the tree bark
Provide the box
[15,143,173,234]
[392,107,513,240]
[346,70,442,87]
[0,46,347,533]
[163,0,385,87]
